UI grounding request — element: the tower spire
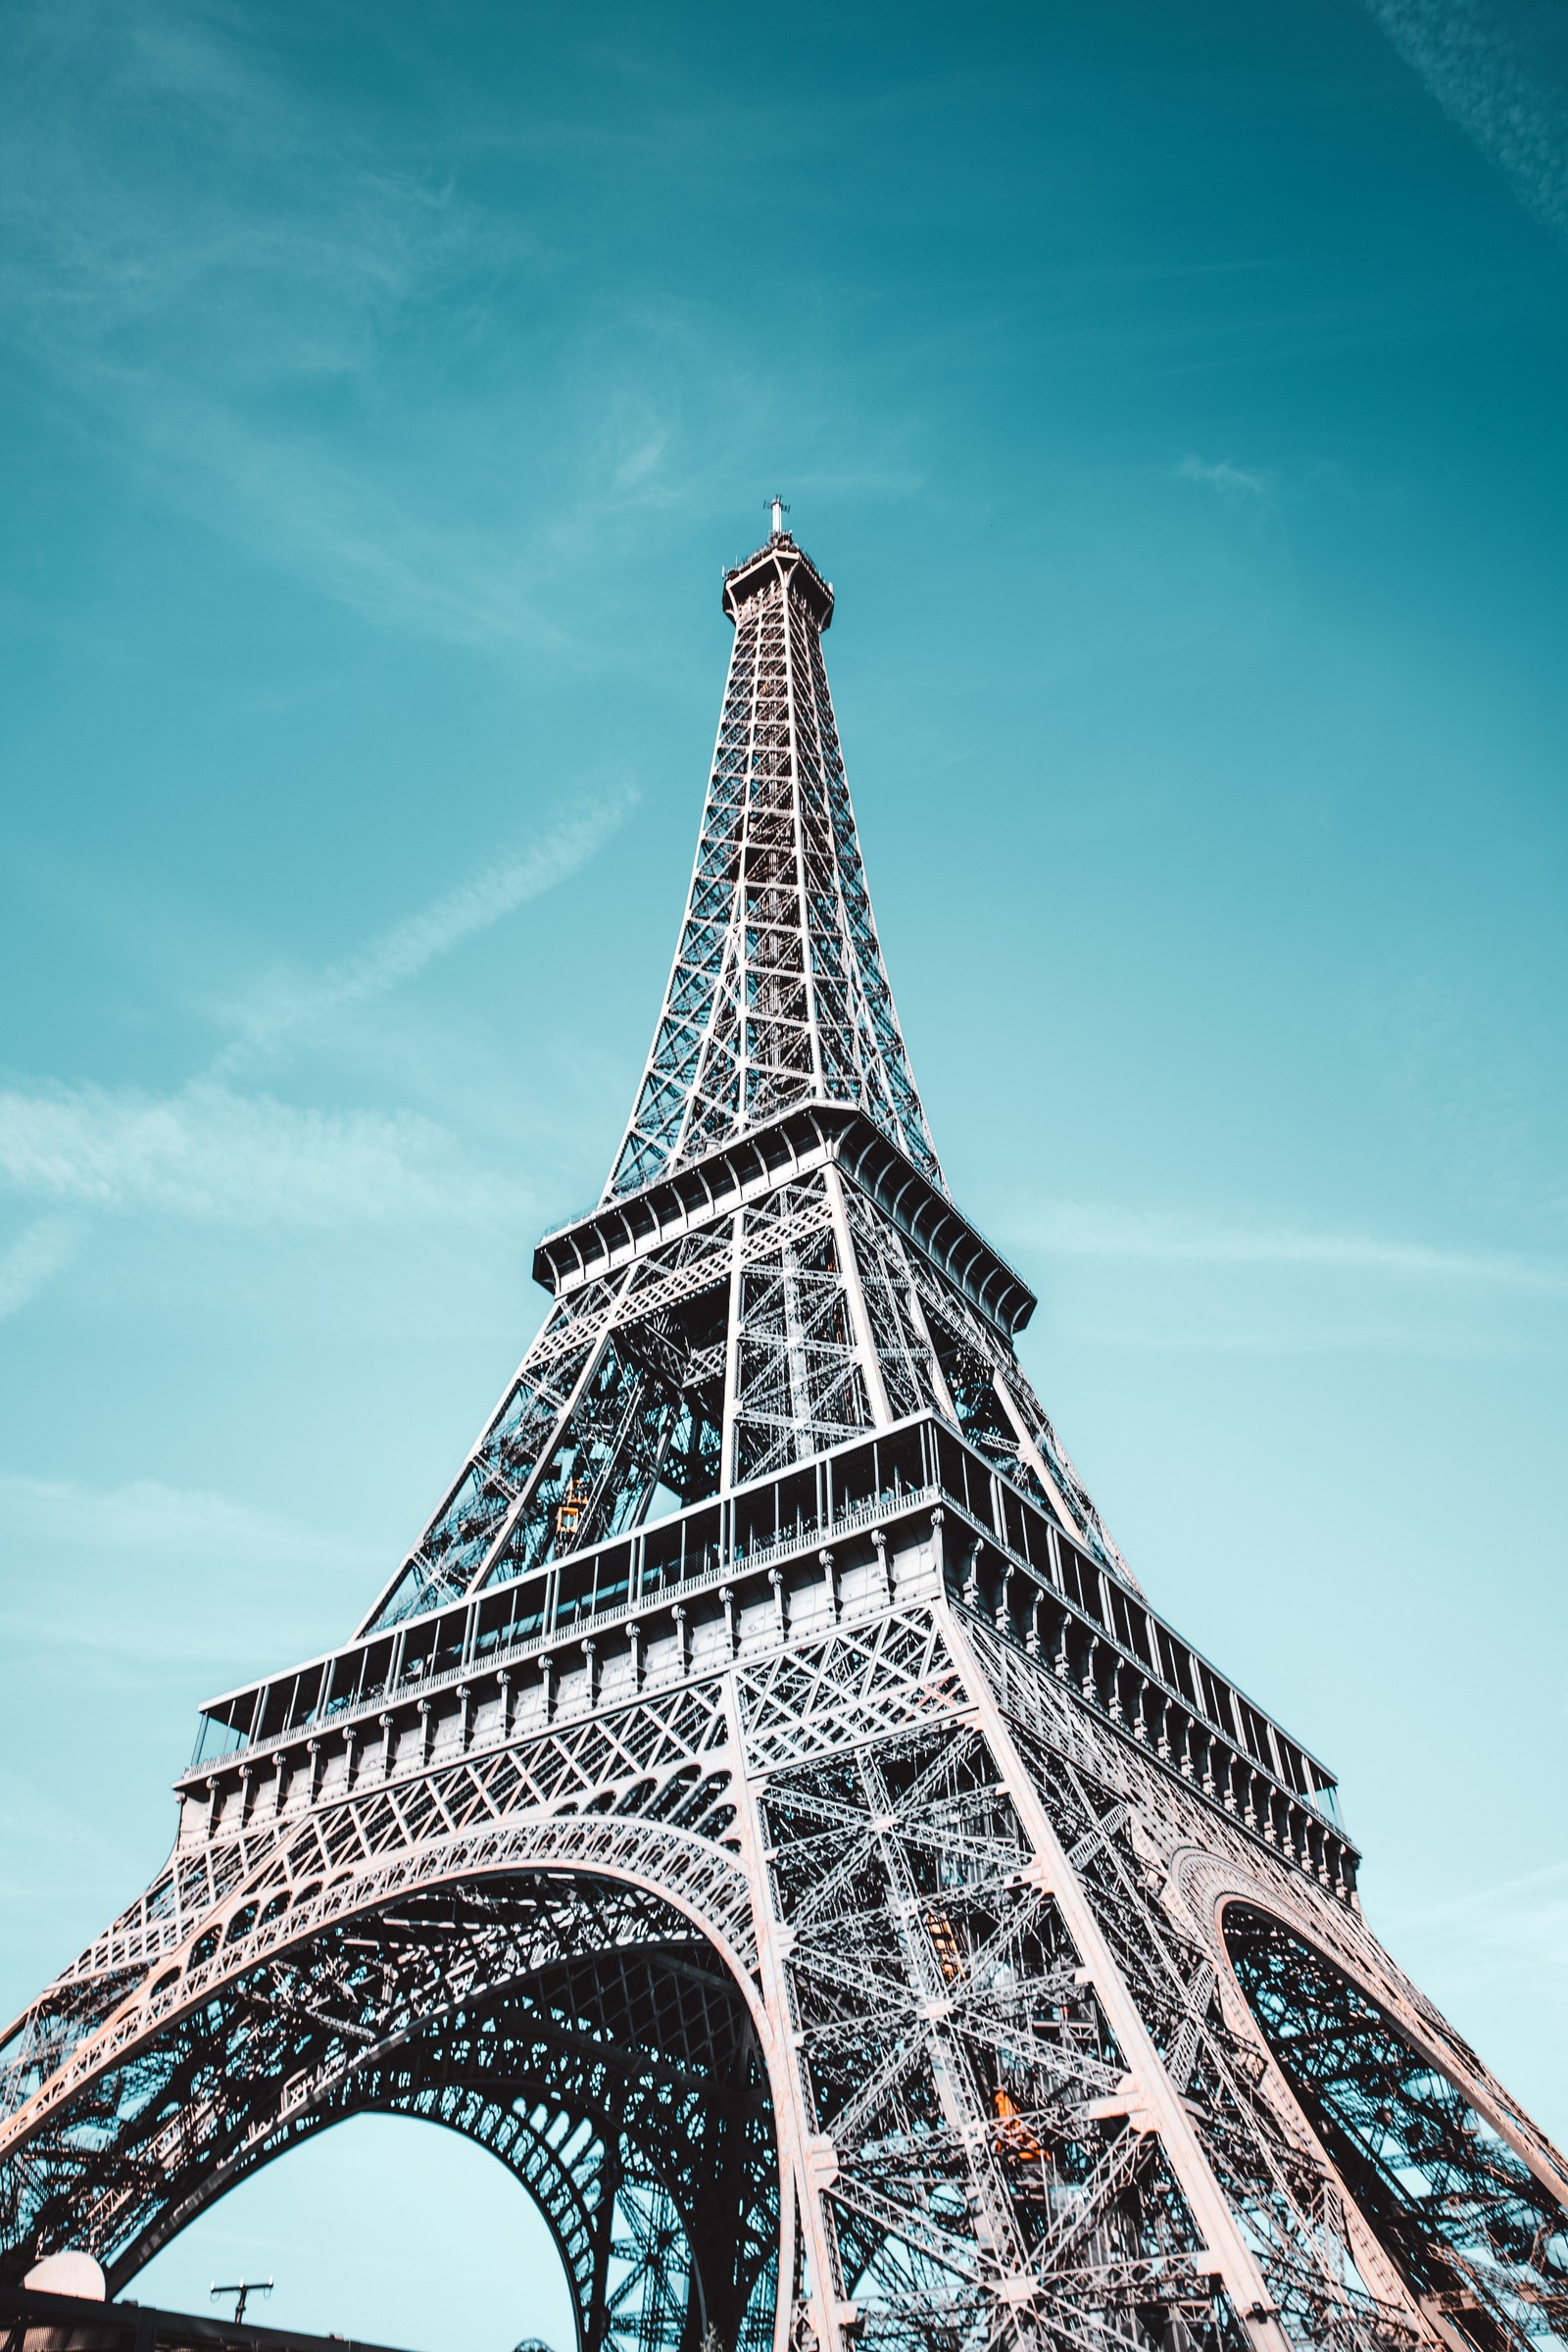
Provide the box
[337,527,1131,1636]
[607,525,942,1202]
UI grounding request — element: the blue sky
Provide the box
[3,0,1567,2344]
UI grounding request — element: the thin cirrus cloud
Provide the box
[0,792,637,1316]
[1386,1855,1568,1943]
[1178,455,1272,503]
[0,1469,382,1667]
[0,1466,375,1570]
[212,786,638,1076]
[1007,1200,1568,1296]
[1363,0,1568,245]
[124,397,574,660]
[0,0,588,658]
[0,1218,81,1320]
[0,1083,513,1230]
[1375,1860,1568,2062]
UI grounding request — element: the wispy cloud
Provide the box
[0,1082,515,1229]
[0,0,578,652]
[1178,455,1272,504]
[1363,0,1568,246]
[123,400,571,657]
[0,1218,83,1321]
[0,791,636,1301]
[0,1467,373,1573]
[1392,1855,1568,1937]
[0,1470,381,1667]
[1007,1200,1568,1296]
[214,787,638,1076]
[1374,1858,1568,2122]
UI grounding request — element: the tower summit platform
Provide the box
[721,525,834,630]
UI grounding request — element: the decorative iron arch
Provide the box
[166,2097,608,2347]
[125,2017,727,2352]
[2,1872,780,2352]
[1221,1903,1568,2352]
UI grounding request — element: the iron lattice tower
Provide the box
[2,524,1565,2352]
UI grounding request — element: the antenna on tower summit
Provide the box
[767,493,789,537]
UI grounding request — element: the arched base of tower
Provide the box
[2,1876,778,2352]
[1223,1907,1568,2352]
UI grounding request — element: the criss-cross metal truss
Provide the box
[607,534,939,1203]
[2,525,1565,2352]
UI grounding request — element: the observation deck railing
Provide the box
[176,1412,1354,1907]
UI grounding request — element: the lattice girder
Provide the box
[3,528,1566,2352]
[6,1517,1565,2352]
[607,534,941,1202]
[2,1884,776,2352]
[362,1113,1131,1635]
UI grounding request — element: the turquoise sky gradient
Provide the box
[3,3,1567,2346]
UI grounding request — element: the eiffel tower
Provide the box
[3,511,1565,2352]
